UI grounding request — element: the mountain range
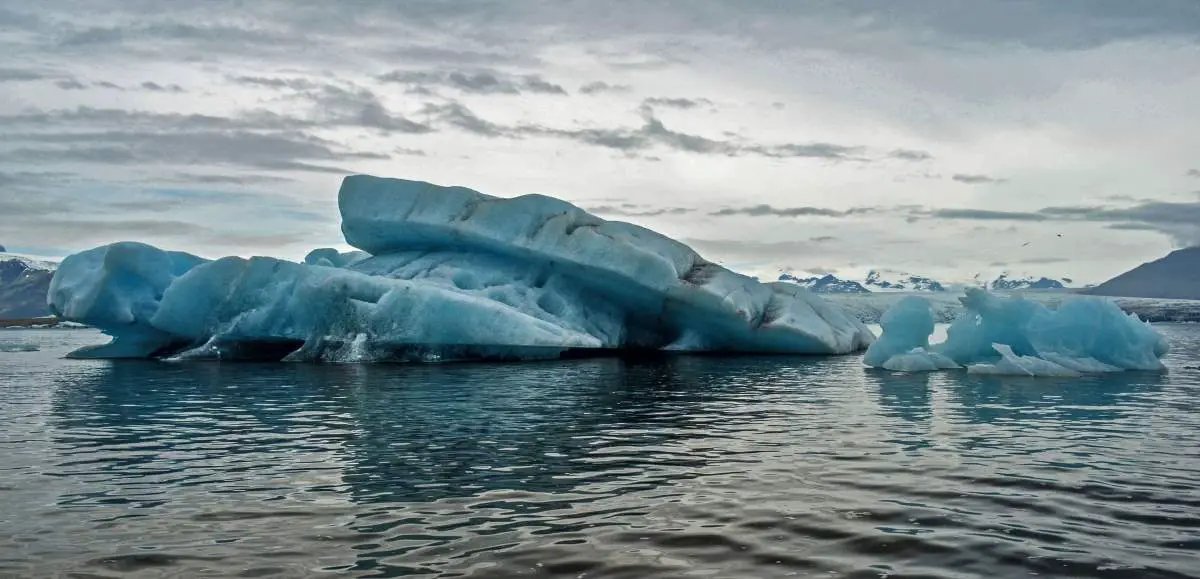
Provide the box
[1087,246,1200,300]
[778,269,1073,294]
[0,253,56,320]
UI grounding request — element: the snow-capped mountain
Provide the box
[0,252,58,320]
[777,273,869,293]
[984,273,1070,291]
[776,268,1078,295]
[863,270,947,292]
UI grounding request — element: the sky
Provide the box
[2,0,1199,285]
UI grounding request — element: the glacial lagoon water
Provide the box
[0,327,1197,578]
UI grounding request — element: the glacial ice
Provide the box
[881,348,959,372]
[966,344,1082,378]
[862,296,937,367]
[47,242,207,358]
[48,175,875,361]
[863,287,1168,375]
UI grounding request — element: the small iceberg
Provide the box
[0,342,40,353]
[864,287,1168,376]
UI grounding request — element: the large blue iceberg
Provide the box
[864,288,1169,376]
[49,175,875,361]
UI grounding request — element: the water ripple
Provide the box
[0,326,1197,577]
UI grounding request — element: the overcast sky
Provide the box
[2,0,1199,284]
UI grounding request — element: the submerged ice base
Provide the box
[863,288,1168,376]
[49,175,874,362]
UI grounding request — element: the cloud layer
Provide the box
[1,0,1198,283]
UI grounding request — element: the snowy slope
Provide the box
[982,273,1071,291]
[0,253,58,320]
[777,273,869,293]
[864,270,947,292]
[780,269,1076,294]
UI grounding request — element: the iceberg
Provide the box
[966,343,1082,377]
[863,287,1168,375]
[862,296,938,367]
[48,175,874,361]
[47,242,207,358]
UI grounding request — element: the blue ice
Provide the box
[863,287,1168,376]
[48,175,875,361]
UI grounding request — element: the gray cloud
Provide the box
[3,217,207,237]
[1105,223,1161,231]
[642,97,712,109]
[546,115,861,159]
[710,204,877,218]
[0,194,63,217]
[420,102,506,137]
[924,208,1047,221]
[224,76,432,132]
[797,265,837,275]
[163,173,294,186]
[681,238,830,261]
[55,22,297,54]
[810,236,837,242]
[750,142,864,159]
[3,129,383,174]
[104,198,191,212]
[1187,168,1200,178]
[0,91,427,176]
[379,70,567,95]
[0,213,315,254]
[140,81,185,93]
[0,68,46,82]
[579,81,631,94]
[952,173,1008,184]
[211,231,314,248]
[92,80,123,90]
[0,170,75,187]
[5,0,1198,271]
[226,75,321,90]
[0,106,300,133]
[417,101,863,159]
[585,205,694,217]
[1019,257,1071,264]
[384,46,537,66]
[54,78,86,90]
[919,201,1200,246]
[520,75,568,95]
[889,149,934,161]
[28,1,1198,60]
[307,85,432,133]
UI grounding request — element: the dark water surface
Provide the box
[1,327,1198,578]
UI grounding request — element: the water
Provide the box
[1,327,1198,578]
